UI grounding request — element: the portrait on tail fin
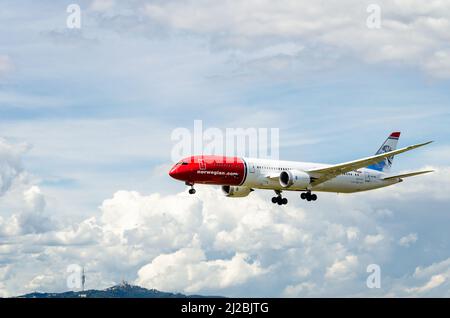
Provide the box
[367,132,400,172]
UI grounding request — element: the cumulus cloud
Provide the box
[371,166,450,201]
[399,233,418,247]
[283,282,316,297]
[0,186,53,236]
[0,139,54,236]
[325,255,359,281]
[406,274,446,294]
[1,151,450,297]
[24,186,46,213]
[364,234,384,245]
[389,258,450,296]
[0,214,21,237]
[99,190,204,249]
[0,183,441,296]
[136,238,266,293]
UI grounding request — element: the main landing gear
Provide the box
[300,191,317,201]
[271,190,288,205]
[186,182,196,195]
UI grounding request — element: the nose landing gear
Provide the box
[300,191,317,201]
[271,190,288,205]
[186,182,196,195]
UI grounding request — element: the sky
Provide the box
[1,0,450,297]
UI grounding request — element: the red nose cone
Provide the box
[169,167,179,179]
[169,164,189,181]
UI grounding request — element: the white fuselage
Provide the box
[242,157,399,193]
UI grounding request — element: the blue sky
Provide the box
[1,0,450,297]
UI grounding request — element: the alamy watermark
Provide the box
[171,120,279,163]
[367,4,382,29]
[66,4,81,29]
[366,264,381,289]
[66,264,85,290]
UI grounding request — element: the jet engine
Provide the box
[279,170,311,189]
[222,185,254,197]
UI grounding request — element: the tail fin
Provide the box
[366,132,400,172]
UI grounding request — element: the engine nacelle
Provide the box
[279,170,311,189]
[222,185,253,197]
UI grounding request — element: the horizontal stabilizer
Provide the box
[382,170,434,181]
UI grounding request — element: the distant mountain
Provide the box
[18,282,219,298]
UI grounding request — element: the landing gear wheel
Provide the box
[301,191,317,202]
[188,188,196,195]
[272,194,287,205]
[272,190,287,205]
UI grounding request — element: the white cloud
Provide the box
[99,190,204,249]
[388,258,450,296]
[25,274,56,291]
[140,0,450,78]
[364,234,384,245]
[325,255,359,281]
[136,238,266,293]
[406,274,446,294]
[399,233,418,247]
[346,227,360,241]
[369,166,450,201]
[0,140,54,236]
[24,186,46,213]
[1,135,450,297]
[283,282,316,297]
[0,214,21,236]
[0,186,53,236]
[413,258,450,280]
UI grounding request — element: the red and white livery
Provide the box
[169,132,433,205]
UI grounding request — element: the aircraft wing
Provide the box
[382,170,434,181]
[306,141,433,187]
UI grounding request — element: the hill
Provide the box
[18,282,218,298]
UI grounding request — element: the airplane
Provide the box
[169,132,433,205]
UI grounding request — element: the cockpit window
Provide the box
[177,161,189,165]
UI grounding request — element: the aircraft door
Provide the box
[249,162,255,173]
